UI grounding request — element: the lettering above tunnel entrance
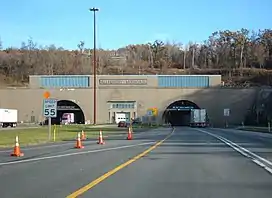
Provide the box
[99,79,147,85]
[57,105,81,111]
[167,106,195,111]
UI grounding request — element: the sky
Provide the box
[0,0,271,50]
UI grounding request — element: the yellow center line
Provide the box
[66,128,174,198]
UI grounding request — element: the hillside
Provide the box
[0,28,271,87]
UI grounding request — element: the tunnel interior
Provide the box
[45,100,85,125]
[163,100,200,126]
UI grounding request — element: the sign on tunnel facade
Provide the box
[167,106,195,111]
[57,106,81,111]
[147,108,158,116]
[99,79,148,85]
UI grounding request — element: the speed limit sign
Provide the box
[43,99,57,117]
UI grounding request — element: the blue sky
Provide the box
[1,0,271,50]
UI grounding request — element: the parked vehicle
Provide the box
[115,112,130,124]
[131,118,142,125]
[0,108,18,128]
[118,121,128,127]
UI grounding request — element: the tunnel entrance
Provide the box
[163,100,200,126]
[44,100,85,125]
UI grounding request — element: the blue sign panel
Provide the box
[147,110,153,116]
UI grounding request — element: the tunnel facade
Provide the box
[0,74,257,126]
[163,100,201,126]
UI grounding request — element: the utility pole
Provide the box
[183,47,186,70]
[89,7,99,125]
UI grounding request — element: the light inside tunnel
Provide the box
[163,100,200,126]
[44,100,85,125]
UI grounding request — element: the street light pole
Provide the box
[89,7,99,125]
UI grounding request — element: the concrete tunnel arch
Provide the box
[162,100,201,126]
[49,100,85,125]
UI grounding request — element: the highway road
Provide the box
[0,127,272,198]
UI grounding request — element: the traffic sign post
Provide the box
[147,110,153,116]
[146,110,152,126]
[147,108,158,126]
[224,109,230,117]
[43,98,57,141]
[224,108,230,128]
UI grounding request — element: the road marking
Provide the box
[66,128,175,198]
[162,142,226,146]
[0,142,157,167]
[196,129,272,174]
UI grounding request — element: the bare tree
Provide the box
[0,29,272,86]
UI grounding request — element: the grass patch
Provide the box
[132,123,162,129]
[0,125,128,148]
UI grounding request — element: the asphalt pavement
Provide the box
[0,127,272,198]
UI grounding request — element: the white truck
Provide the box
[115,112,130,124]
[0,108,18,128]
[190,109,207,127]
[61,113,75,125]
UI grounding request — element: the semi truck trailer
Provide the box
[190,109,207,127]
[0,108,18,128]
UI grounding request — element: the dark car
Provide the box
[132,118,142,125]
[39,118,61,126]
[118,121,128,127]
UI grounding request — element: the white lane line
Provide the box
[0,141,156,167]
[196,129,272,174]
[162,142,226,146]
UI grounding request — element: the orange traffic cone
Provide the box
[75,132,84,149]
[97,130,105,145]
[11,136,24,157]
[127,126,133,140]
[81,130,86,140]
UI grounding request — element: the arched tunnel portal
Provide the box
[44,100,85,125]
[162,100,201,126]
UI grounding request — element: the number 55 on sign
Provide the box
[43,99,57,118]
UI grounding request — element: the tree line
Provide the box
[0,28,271,86]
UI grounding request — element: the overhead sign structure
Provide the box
[224,108,230,117]
[43,99,57,118]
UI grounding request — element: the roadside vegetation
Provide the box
[0,124,161,148]
[0,28,271,87]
